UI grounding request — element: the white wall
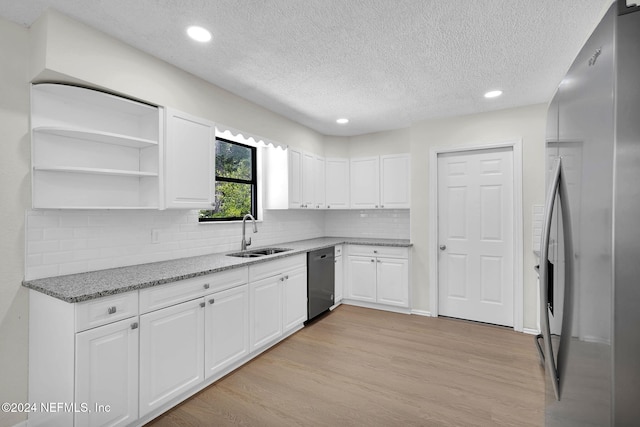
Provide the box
[25,209,326,280]
[0,17,30,427]
[30,9,326,155]
[409,104,547,330]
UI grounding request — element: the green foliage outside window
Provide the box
[199,138,257,221]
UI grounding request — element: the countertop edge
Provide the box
[23,237,412,303]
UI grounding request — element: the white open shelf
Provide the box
[31,83,163,209]
[33,166,159,177]
[33,126,158,149]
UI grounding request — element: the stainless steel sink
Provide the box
[226,247,292,258]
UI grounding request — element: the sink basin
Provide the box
[226,247,292,258]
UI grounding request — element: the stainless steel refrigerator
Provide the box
[538,1,640,425]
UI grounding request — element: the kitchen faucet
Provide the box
[241,214,257,251]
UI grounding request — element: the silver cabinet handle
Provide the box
[107,306,116,315]
[203,283,210,290]
[131,322,138,330]
[209,298,215,305]
[439,245,446,250]
[200,302,205,308]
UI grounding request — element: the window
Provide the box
[199,137,257,221]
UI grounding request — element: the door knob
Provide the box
[439,245,447,250]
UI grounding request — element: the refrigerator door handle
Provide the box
[539,158,562,400]
[539,157,575,401]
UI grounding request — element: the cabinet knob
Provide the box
[130,322,138,330]
[381,205,384,208]
[373,250,378,254]
[280,277,285,281]
[300,204,304,208]
[439,245,447,251]
[203,283,210,289]
[200,302,206,308]
[327,205,331,209]
[375,205,379,208]
[209,298,215,305]
[370,259,375,263]
[377,259,382,263]
[107,306,117,315]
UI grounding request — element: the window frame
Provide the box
[199,137,258,222]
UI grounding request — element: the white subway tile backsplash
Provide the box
[24,207,409,281]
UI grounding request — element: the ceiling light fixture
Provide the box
[336,118,349,124]
[484,90,503,98]
[187,26,212,42]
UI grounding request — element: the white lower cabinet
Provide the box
[139,298,205,417]
[347,256,377,302]
[249,254,307,352]
[250,275,283,351]
[346,245,410,309]
[282,266,308,331]
[75,317,139,427]
[204,285,250,379]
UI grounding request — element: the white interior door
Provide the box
[437,147,514,326]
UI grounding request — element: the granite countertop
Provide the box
[22,237,412,303]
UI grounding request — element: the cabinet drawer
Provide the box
[347,245,408,259]
[75,291,139,332]
[140,267,248,314]
[249,254,306,282]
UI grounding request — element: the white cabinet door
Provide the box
[302,151,315,208]
[376,257,409,307]
[75,318,139,427]
[325,158,349,209]
[350,156,380,209]
[164,108,215,209]
[334,255,343,303]
[288,148,303,208]
[282,266,308,332]
[380,154,411,209]
[314,155,326,209]
[139,298,205,417]
[250,276,283,351]
[346,256,377,302]
[204,285,249,379]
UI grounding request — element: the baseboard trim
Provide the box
[522,327,541,335]
[11,420,27,427]
[411,309,432,317]
[341,300,411,315]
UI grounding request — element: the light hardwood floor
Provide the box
[146,305,545,426]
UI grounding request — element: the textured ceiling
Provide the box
[0,0,611,136]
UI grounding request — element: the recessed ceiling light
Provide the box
[336,118,349,124]
[187,26,212,42]
[484,90,503,98]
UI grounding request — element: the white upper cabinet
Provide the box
[380,153,411,209]
[325,158,349,209]
[350,154,411,209]
[301,151,316,208]
[264,146,325,209]
[164,108,215,209]
[30,83,162,209]
[287,147,303,208]
[350,156,380,209]
[313,156,326,209]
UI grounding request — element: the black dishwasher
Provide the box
[307,247,335,321]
